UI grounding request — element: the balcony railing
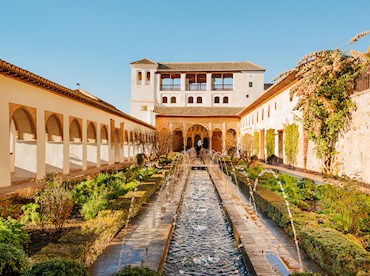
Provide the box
[212,84,233,91]
[186,83,207,91]
[160,84,181,91]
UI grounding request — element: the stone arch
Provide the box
[212,128,222,153]
[172,128,183,152]
[70,119,82,142]
[69,118,82,171]
[10,107,37,180]
[12,108,36,140]
[101,125,108,144]
[100,125,109,165]
[87,122,97,143]
[45,114,63,142]
[226,128,237,155]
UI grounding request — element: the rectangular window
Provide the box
[140,105,147,111]
[249,82,253,87]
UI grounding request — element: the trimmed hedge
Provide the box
[0,243,30,275]
[25,258,87,276]
[300,227,370,275]
[112,265,162,276]
[31,167,169,267]
[236,171,370,275]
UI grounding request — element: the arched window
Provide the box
[146,72,151,81]
[214,96,220,103]
[137,71,142,81]
[197,96,202,103]
[162,96,168,103]
[188,96,194,103]
[171,96,176,103]
[223,96,229,103]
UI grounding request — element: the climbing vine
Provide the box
[277,31,370,174]
[284,123,299,166]
[253,131,259,156]
[265,128,275,159]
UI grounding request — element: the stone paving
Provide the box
[89,165,190,275]
[208,163,324,275]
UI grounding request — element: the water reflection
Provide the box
[164,170,249,276]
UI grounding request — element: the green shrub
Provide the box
[265,128,275,159]
[300,227,370,275]
[284,123,299,165]
[21,203,41,225]
[0,243,30,275]
[318,182,370,234]
[112,265,162,276]
[0,217,29,248]
[25,258,87,276]
[81,191,108,220]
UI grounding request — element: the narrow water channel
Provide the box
[164,169,249,275]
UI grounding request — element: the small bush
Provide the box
[0,217,29,248]
[21,203,41,225]
[112,265,162,276]
[0,243,30,275]
[25,258,88,276]
[37,179,73,230]
[81,191,108,220]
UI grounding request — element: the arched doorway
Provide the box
[212,128,222,153]
[172,129,183,152]
[10,108,37,180]
[203,137,209,149]
[100,125,109,165]
[69,118,82,171]
[45,114,63,174]
[87,122,97,168]
[186,137,192,150]
[186,124,209,149]
[226,128,237,156]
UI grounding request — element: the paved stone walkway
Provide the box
[89,165,190,275]
[208,163,324,275]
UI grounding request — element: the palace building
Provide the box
[1,57,369,188]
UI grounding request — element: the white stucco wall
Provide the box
[0,73,154,187]
[240,79,370,183]
[15,141,37,176]
[46,142,64,172]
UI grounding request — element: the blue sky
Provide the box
[1,0,369,113]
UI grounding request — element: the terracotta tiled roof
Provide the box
[130,58,158,65]
[157,61,265,72]
[154,106,243,117]
[0,59,155,129]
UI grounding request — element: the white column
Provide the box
[206,73,212,91]
[0,103,11,187]
[96,123,101,167]
[63,115,70,175]
[82,119,87,170]
[181,73,186,91]
[36,108,46,180]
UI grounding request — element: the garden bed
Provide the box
[232,167,370,275]
[0,156,181,273]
